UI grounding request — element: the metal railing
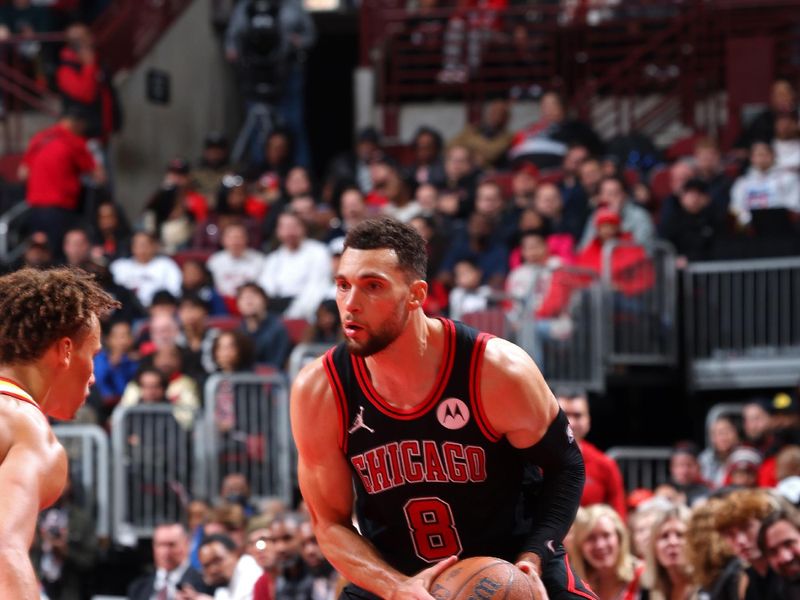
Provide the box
[110,404,203,543]
[607,446,673,492]
[684,257,800,390]
[519,266,605,392]
[288,342,332,382]
[602,241,678,366]
[363,1,800,140]
[204,373,293,506]
[0,200,29,266]
[52,424,111,538]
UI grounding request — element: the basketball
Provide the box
[430,556,534,599]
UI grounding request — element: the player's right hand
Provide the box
[389,555,458,600]
[515,561,549,600]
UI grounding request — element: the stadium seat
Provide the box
[460,309,508,338]
[282,318,310,345]
[172,248,214,267]
[648,165,672,203]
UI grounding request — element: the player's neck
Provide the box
[364,313,443,403]
[0,365,47,405]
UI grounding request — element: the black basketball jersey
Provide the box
[323,318,528,576]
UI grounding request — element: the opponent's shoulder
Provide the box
[0,393,51,446]
[0,393,65,492]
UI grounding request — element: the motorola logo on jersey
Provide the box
[436,398,470,430]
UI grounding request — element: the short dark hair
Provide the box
[179,291,210,312]
[136,366,168,389]
[344,217,428,280]
[757,506,800,553]
[0,267,119,363]
[199,533,238,553]
[236,282,268,303]
[683,178,710,196]
[212,330,255,371]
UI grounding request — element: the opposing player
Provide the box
[291,218,594,599]
[0,268,119,598]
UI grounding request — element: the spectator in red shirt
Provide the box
[56,23,119,143]
[557,388,628,519]
[19,107,104,258]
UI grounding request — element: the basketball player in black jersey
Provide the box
[291,218,595,600]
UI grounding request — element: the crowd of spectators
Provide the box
[4,2,800,598]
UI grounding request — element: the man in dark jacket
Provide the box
[127,522,211,600]
[658,178,727,263]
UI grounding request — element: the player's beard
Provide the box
[344,304,408,357]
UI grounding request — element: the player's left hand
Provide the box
[515,559,549,600]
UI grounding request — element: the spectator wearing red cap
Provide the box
[536,207,655,320]
[557,389,628,519]
[579,176,655,250]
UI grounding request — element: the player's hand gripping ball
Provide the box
[430,556,539,599]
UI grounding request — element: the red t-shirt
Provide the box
[253,572,273,600]
[580,440,628,519]
[23,123,96,210]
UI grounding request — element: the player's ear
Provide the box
[408,279,428,309]
[56,337,73,367]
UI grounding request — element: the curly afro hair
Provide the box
[0,267,120,364]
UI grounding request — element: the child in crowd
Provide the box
[448,258,494,320]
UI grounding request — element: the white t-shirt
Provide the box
[109,255,182,307]
[730,166,800,225]
[258,239,331,321]
[213,554,263,600]
[207,249,266,298]
[449,285,493,321]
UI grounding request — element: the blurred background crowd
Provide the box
[2,0,800,599]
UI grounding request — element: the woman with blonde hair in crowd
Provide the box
[686,498,748,599]
[568,504,643,600]
[639,504,697,600]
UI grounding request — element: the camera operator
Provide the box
[30,474,98,600]
[225,0,315,168]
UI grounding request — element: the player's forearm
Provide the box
[0,547,40,600]
[520,409,585,562]
[317,521,406,595]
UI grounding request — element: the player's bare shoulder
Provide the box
[290,355,341,456]
[479,337,557,446]
[0,394,67,508]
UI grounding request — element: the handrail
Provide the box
[0,201,30,265]
[52,424,111,538]
[92,0,195,74]
[365,0,800,141]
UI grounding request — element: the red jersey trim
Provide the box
[351,318,456,420]
[564,554,599,600]
[469,333,501,442]
[0,377,42,413]
[322,350,349,453]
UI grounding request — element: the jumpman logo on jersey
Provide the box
[348,406,375,434]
